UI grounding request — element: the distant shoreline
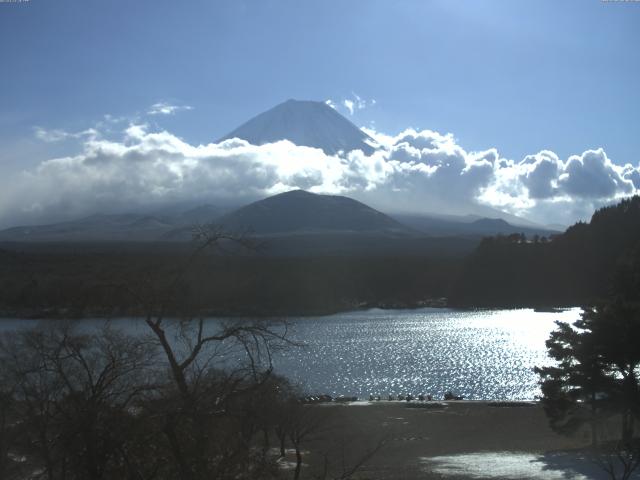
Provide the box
[0,301,578,320]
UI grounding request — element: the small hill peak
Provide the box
[218,190,409,235]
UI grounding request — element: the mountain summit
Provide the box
[218,99,376,155]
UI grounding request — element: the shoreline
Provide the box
[305,397,541,407]
[0,302,579,320]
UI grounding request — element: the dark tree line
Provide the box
[5,196,640,315]
[0,248,460,318]
[452,196,640,308]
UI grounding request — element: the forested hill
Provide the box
[451,196,640,308]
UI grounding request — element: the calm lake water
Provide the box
[0,307,580,401]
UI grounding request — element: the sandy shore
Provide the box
[292,401,614,479]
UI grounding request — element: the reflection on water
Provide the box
[421,451,598,480]
[274,308,581,400]
[0,307,580,401]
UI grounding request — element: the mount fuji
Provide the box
[218,99,376,155]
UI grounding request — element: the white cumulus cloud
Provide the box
[1,119,638,228]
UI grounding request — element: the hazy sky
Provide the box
[1,0,639,227]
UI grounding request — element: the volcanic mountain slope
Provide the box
[216,190,411,235]
[0,214,174,242]
[218,99,376,155]
[0,206,227,242]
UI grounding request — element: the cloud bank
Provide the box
[2,118,639,228]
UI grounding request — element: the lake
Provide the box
[0,307,580,401]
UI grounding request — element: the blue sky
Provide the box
[0,0,639,226]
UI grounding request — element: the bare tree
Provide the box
[0,369,18,480]
[286,401,327,480]
[106,225,295,479]
[270,391,387,480]
[0,322,159,480]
